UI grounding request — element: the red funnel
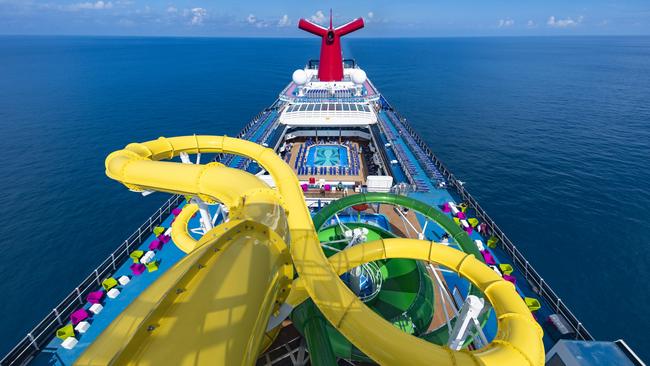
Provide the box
[298,10,364,82]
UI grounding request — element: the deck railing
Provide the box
[0,194,183,366]
[382,99,595,341]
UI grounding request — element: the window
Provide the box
[362,105,370,112]
[299,104,308,112]
[314,104,322,111]
[335,104,342,111]
[342,104,350,111]
[327,104,335,111]
[307,104,315,111]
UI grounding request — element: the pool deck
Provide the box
[289,141,367,184]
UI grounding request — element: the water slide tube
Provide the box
[97,135,542,365]
[297,222,434,364]
[284,192,487,355]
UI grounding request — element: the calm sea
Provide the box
[0,36,648,359]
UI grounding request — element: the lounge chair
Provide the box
[101,278,118,291]
[149,239,163,251]
[153,226,165,236]
[118,275,130,286]
[70,309,88,325]
[503,274,516,285]
[56,324,74,340]
[75,321,90,334]
[129,250,144,263]
[480,250,496,265]
[89,303,103,315]
[525,297,541,312]
[61,337,78,350]
[107,288,120,299]
[499,263,514,275]
[130,263,146,276]
[487,235,499,248]
[86,290,104,304]
[146,261,159,272]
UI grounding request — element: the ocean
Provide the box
[0,36,648,359]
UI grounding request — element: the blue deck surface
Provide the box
[33,202,223,365]
[229,110,278,169]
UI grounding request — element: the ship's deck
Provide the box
[6,75,592,365]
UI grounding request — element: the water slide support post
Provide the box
[448,295,484,350]
[190,197,213,233]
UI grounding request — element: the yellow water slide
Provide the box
[87,135,543,366]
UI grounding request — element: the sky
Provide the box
[0,0,649,37]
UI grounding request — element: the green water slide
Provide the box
[293,193,487,364]
[292,193,488,365]
[296,221,432,363]
[317,222,432,327]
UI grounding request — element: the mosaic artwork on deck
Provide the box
[306,145,349,168]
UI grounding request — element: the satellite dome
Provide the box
[351,69,367,84]
[292,69,308,85]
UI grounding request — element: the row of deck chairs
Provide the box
[297,166,360,176]
[386,111,445,182]
[294,144,308,169]
[304,89,353,99]
[219,110,272,167]
[392,144,429,192]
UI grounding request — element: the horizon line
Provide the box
[2,33,649,39]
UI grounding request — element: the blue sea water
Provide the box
[0,36,649,360]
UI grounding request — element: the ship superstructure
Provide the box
[1,13,645,366]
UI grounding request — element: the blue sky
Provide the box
[1,0,649,36]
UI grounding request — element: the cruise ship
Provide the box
[1,13,645,366]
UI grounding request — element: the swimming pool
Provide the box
[306,144,349,167]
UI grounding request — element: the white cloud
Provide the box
[310,10,326,25]
[498,18,514,28]
[166,6,177,14]
[547,15,583,28]
[190,7,206,25]
[278,14,290,27]
[367,11,374,20]
[68,1,113,10]
[526,20,537,28]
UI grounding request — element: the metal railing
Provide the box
[383,99,595,342]
[1,194,183,366]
